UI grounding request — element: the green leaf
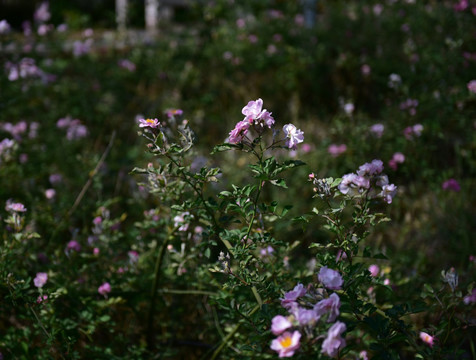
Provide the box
[129,167,148,174]
[211,143,242,154]
[270,179,288,188]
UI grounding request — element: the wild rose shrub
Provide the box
[1,0,475,359]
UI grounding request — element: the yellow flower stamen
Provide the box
[279,335,292,348]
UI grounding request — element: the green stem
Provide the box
[146,234,170,348]
[29,305,66,360]
[210,304,260,360]
[243,177,263,244]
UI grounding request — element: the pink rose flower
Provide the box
[271,315,292,335]
[34,272,48,288]
[318,267,343,290]
[321,321,347,357]
[98,282,111,297]
[419,331,434,347]
[270,331,301,357]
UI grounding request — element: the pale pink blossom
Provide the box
[344,103,355,115]
[361,64,371,76]
[0,20,11,34]
[314,293,341,322]
[318,267,343,290]
[66,240,81,253]
[380,184,397,204]
[5,200,27,213]
[228,119,251,144]
[468,80,476,94]
[270,331,301,357]
[338,174,369,196]
[37,295,48,303]
[283,124,304,149]
[290,305,320,326]
[368,264,380,277]
[45,189,56,199]
[138,118,160,128]
[34,272,48,288]
[166,109,183,118]
[281,283,306,308]
[241,98,275,127]
[98,282,111,297]
[357,159,384,176]
[174,212,190,231]
[271,315,292,335]
[370,123,384,137]
[463,289,476,304]
[34,2,51,23]
[419,331,434,347]
[321,321,346,357]
[327,144,347,157]
[118,59,136,72]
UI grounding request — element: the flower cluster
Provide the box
[5,200,27,213]
[228,98,304,149]
[270,268,346,357]
[399,98,419,116]
[118,59,136,72]
[33,272,48,288]
[403,124,423,140]
[5,58,45,82]
[370,123,384,138]
[388,152,405,171]
[229,98,274,143]
[57,116,88,140]
[336,159,397,204]
[327,144,347,157]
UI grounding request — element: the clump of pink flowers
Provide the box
[403,124,423,140]
[334,159,397,204]
[5,200,27,213]
[118,59,136,72]
[327,144,347,157]
[270,267,346,357]
[57,116,88,140]
[228,98,304,150]
[388,152,405,171]
[370,123,384,138]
